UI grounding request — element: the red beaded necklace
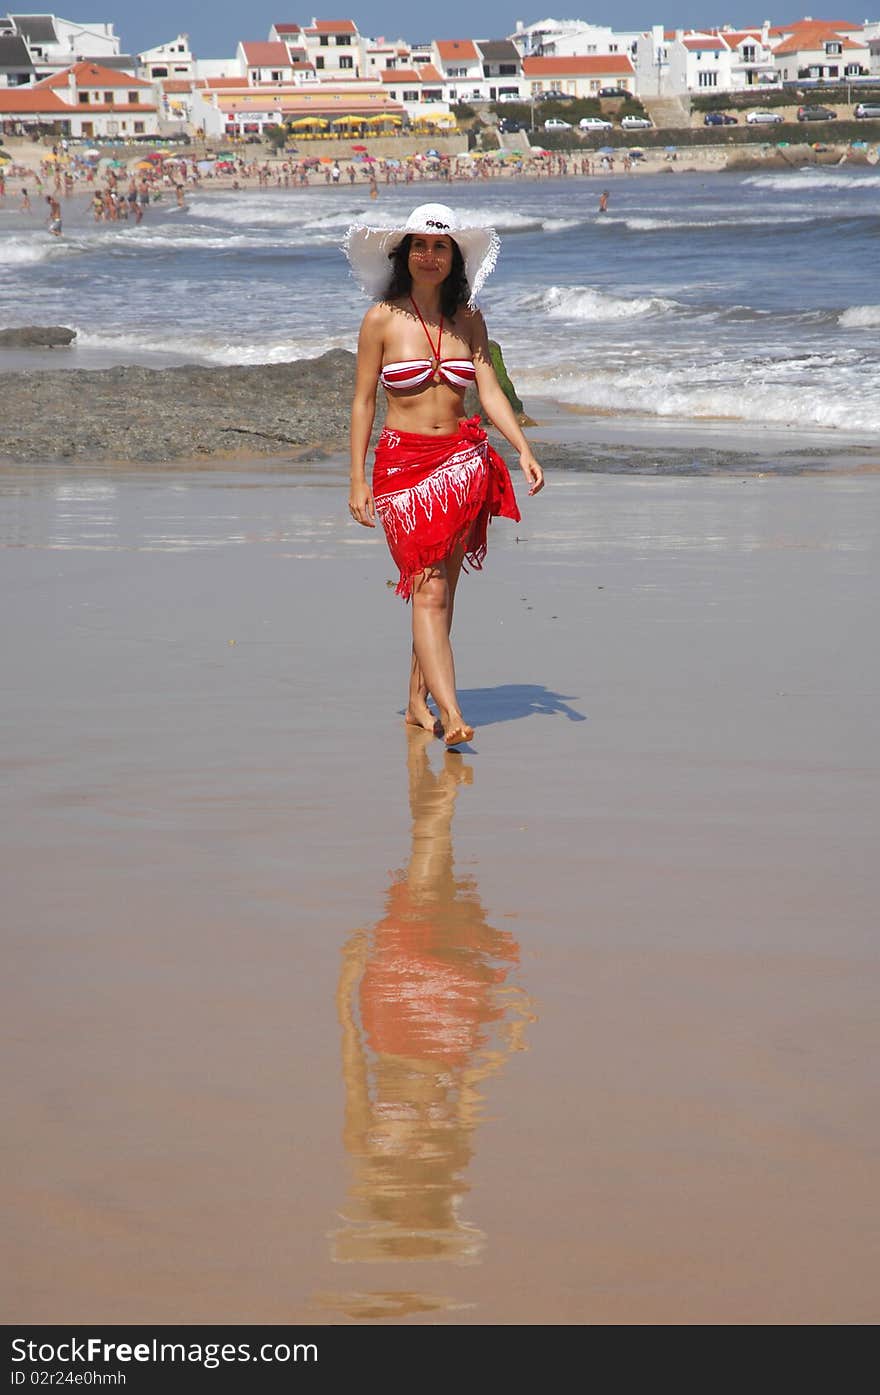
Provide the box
[409,296,443,384]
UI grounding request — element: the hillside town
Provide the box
[0,12,879,142]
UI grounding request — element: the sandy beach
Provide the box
[3,449,879,1324]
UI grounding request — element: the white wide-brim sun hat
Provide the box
[342,203,500,307]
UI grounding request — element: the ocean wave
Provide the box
[538,284,678,321]
[72,327,349,366]
[838,304,880,328]
[602,212,821,233]
[0,236,74,265]
[743,171,880,192]
[517,355,880,432]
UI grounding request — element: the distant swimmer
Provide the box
[20,186,30,213]
[369,173,378,200]
[598,189,609,214]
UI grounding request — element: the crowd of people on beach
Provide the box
[0,142,660,236]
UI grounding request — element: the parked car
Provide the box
[497,92,522,103]
[543,117,572,130]
[854,102,880,119]
[620,115,653,129]
[797,104,838,121]
[537,89,568,102]
[703,111,738,126]
[578,116,613,131]
[598,87,629,98]
[498,118,526,133]
[745,109,784,124]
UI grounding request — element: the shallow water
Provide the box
[3,462,879,1323]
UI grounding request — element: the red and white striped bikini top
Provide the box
[380,295,477,391]
[380,358,476,390]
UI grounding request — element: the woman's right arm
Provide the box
[349,306,385,527]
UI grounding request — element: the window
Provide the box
[320,35,329,46]
[134,121,144,133]
[152,65,168,77]
[403,89,418,100]
[315,55,324,69]
[78,92,89,103]
[173,65,188,73]
[698,71,718,87]
[825,42,842,55]
[104,92,113,104]
[271,70,282,80]
[128,91,139,103]
[339,55,353,69]
[609,44,618,53]
[742,44,756,62]
[499,63,516,75]
[336,34,350,45]
[828,65,839,77]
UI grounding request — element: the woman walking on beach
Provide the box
[345,203,543,747]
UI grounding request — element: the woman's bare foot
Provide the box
[404,699,442,735]
[440,710,475,746]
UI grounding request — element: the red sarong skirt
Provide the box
[372,415,521,600]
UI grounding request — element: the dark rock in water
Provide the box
[0,325,77,348]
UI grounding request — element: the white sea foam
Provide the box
[838,304,880,328]
[539,284,678,321]
[0,236,73,265]
[743,171,880,192]
[517,354,880,432]
[602,212,818,232]
[73,327,348,366]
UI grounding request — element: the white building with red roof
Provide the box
[432,38,484,100]
[768,18,870,83]
[0,59,158,136]
[523,52,635,98]
[635,23,779,96]
[237,39,297,85]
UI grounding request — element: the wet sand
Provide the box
[3,457,879,1324]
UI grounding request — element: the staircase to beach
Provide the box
[642,95,692,130]
[496,128,534,152]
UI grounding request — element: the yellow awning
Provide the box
[288,116,328,128]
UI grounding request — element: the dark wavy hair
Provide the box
[384,234,470,318]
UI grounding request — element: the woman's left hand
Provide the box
[520,451,544,496]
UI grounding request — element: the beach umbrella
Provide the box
[330,115,362,128]
[351,144,368,152]
[425,148,441,158]
[363,113,400,125]
[288,116,328,129]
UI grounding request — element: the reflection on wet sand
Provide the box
[325,731,534,1307]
